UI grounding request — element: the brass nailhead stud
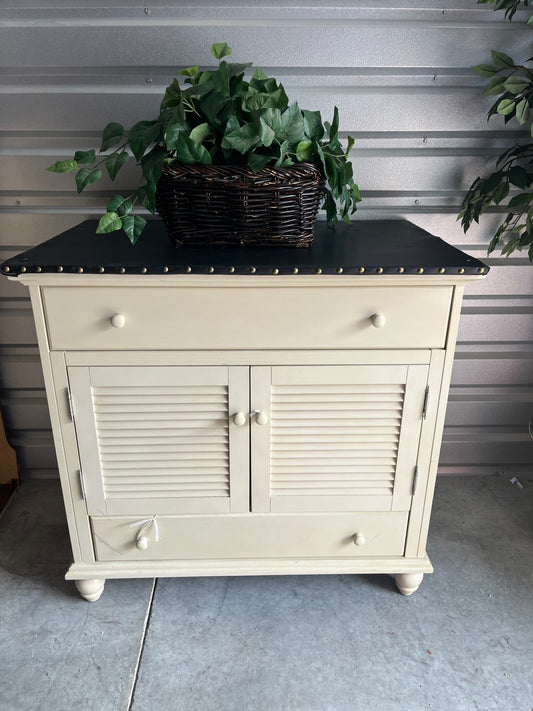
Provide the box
[162,266,169,273]
[56,266,62,273]
[397,267,404,274]
[250,267,256,274]
[3,266,9,272]
[272,268,279,275]
[337,267,344,274]
[458,268,465,274]
[77,267,83,273]
[229,266,235,273]
[438,268,445,274]
[185,266,192,273]
[141,267,147,274]
[315,268,322,274]
[119,267,126,274]
[292,267,299,274]
[376,267,384,274]
[358,267,365,274]
[20,266,26,273]
[36,267,42,273]
[98,267,104,273]
[208,267,215,273]
[417,268,424,274]
[478,267,485,274]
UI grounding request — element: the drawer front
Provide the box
[91,512,408,561]
[43,285,451,350]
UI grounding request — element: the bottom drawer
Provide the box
[91,512,408,561]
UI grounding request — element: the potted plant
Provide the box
[47,42,360,247]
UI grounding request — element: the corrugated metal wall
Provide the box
[1,1,532,478]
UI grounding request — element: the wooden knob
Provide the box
[110,313,126,328]
[232,412,246,427]
[136,536,148,550]
[371,313,386,329]
[255,411,268,426]
[353,532,366,547]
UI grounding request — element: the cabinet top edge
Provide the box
[10,273,484,287]
[1,219,489,280]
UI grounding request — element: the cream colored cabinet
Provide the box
[2,219,488,601]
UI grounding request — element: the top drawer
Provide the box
[42,284,452,351]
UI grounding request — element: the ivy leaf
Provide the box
[226,62,252,78]
[122,215,147,246]
[322,191,337,225]
[75,167,102,193]
[164,123,186,151]
[303,110,324,141]
[137,183,157,213]
[516,98,531,125]
[100,122,124,152]
[223,122,262,154]
[179,65,198,78]
[199,90,230,130]
[491,50,515,69]
[258,118,275,147]
[296,139,313,162]
[189,122,213,144]
[47,160,78,173]
[141,145,167,184]
[259,108,283,136]
[106,152,129,181]
[128,120,161,161]
[160,78,182,111]
[96,211,122,234]
[247,153,272,172]
[280,102,305,143]
[106,195,133,217]
[74,150,96,165]
[274,140,289,167]
[496,98,516,115]
[473,63,499,77]
[211,42,232,60]
[175,133,212,164]
[329,106,340,141]
[346,136,355,155]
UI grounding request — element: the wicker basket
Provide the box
[155,162,325,247]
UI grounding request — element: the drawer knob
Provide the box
[110,313,126,329]
[136,536,148,550]
[251,410,268,426]
[371,313,386,329]
[232,412,247,427]
[353,532,366,547]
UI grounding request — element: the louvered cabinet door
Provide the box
[68,365,249,516]
[251,364,429,513]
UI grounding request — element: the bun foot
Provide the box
[395,572,424,596]
[75,578,105,602]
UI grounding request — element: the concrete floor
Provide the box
[0,474,532,711]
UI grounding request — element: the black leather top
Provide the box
[1,219,488,277]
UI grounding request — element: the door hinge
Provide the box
[422,386,430,420]
[78,469,86,501]
[66,387,74,422]
[412,466,420,496]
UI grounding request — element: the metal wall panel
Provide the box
[1,2,532,478]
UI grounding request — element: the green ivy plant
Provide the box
[459,0,533,260]
[47,42,360,245]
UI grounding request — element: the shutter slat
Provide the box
[93,381,230,500]
[270,381,404,501]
